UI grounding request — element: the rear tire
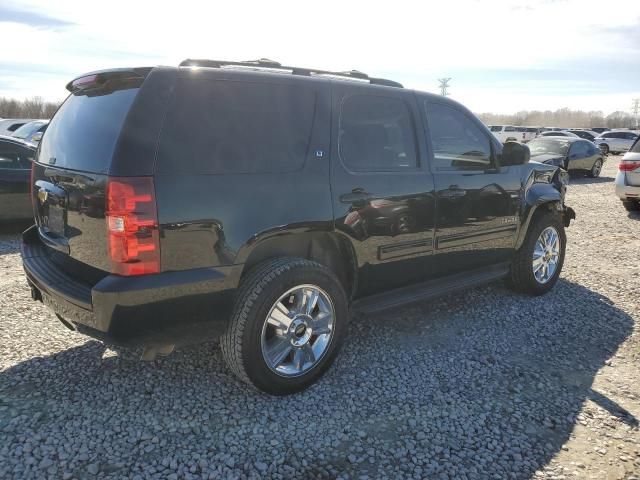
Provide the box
[507,210,566,295]
[588,159,602,178]
[622,200,640,212]
[221,257,348,395]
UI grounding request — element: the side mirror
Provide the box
[31,132,43,143]
[501,141,530,166]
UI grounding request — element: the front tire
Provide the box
[588,158,602,178]
[507,211,566,295]
[221,258,348,395]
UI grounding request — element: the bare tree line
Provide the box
[477,108,638,129]
[2,96,638,130]
[0,97,61,120]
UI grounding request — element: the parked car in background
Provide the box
[21,59,575,395]
[528,137,604,177]
[538,131,580,138]
[0,136,36,222]
[594,130,639,155]
[568,130,598,142]
[0,119,36,136]
[512,126,538,143]
[489,125,520,143]
[591,127,610,134]
[615,137,640,211]
[12,120,49,145]
[524,127,541,142]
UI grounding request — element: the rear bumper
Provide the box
[615,172,640,200]
[21,225,241,346]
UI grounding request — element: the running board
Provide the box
[352,263,510,314]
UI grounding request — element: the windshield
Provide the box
[12,121,45,139]
[528,139,571,157]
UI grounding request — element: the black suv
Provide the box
[22,59,575,395]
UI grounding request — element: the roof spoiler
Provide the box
[66,67,152,93]
[179,58,403,88]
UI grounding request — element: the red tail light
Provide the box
[619,161,640,172]
[106,176,160,276]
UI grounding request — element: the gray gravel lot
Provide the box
[1,158,639,479]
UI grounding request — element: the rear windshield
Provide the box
[38,82,140,173]
[157,78,316,174]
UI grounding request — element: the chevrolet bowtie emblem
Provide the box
[37,189,48,204]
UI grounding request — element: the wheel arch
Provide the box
[239,232,358,299]
[516,182,567,250]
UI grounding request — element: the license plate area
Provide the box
[46,204,65,236]
[35,180,67,237]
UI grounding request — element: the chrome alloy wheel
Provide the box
[260,285,335,377]
[532,226,561,284]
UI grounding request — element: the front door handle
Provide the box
[439,186,467,198]
[340,188,372,203]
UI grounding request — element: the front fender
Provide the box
[515,168,574,250]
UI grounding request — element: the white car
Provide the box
[0,119,37,136]
[615,137,640,212]
[594,130,639,155]
[11,120,49,145]
[523,127,541,143]
[489,125,526,143]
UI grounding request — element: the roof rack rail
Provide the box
[179,58,403,88]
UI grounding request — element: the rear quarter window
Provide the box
[157,79,316,174]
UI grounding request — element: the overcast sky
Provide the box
[2,0,639,114]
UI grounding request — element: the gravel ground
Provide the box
[1,157,639,480]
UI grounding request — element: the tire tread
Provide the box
[220,257,334,389]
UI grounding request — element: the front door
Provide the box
[421,100,521,275]
[330,84,436,297]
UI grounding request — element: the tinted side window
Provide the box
[0,143,34,169]
[570,142,588,157]
[504,126,515,132]
[424,102,492,171]
[339,94,417,172]
[489,126,502,132]
[158,79,316,174]
[625,132,638,140]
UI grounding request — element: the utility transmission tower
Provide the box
[438,77,452,96]
[632,98,640,128]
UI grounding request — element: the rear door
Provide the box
[566,141,590,170]
[422,100,521,275]
[0,141,34,221]
[330,83,436,296]
[623,132,639,151]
